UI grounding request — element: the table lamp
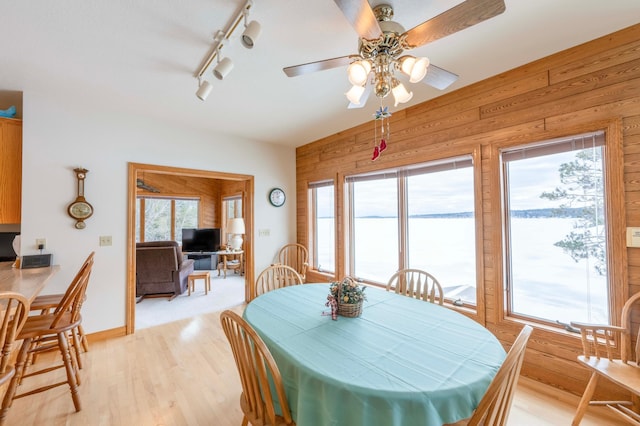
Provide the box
[228,218,245,251]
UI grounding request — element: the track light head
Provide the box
[241,20,261,49]
[196,80,213,101]
[213,57,234,80]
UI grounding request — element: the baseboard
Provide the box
[86,326,127,343]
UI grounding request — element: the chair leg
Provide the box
[572,372,599,426]
[71,328,83,370]
[0,337,32,423]
[78,325,89,352]
[57,331,81,412]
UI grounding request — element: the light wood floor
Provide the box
[3,304,621,426]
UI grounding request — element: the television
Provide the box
[0,232,20,262]
[181,228,221,253]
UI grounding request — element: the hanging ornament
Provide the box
[372,105,391,161]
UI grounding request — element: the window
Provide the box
[345,156,477,304]
[309,181,335,273]
[406,159,476,304]
[349,174,399,282]
[501,131,609,325]
[136,197,199,243]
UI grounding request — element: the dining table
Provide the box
[243,283,506,426]
[0,261,59,303]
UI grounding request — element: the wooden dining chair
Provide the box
[0,292,30,389]
[0,252,95,421]
[463,324,532,426]
[569,291,640,425]
[255,264,302,297]
[386,268,444,305]
[28,252,96,366]
[220,310,296,426]
[277,243,308,281]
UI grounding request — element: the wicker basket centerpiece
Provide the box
[329,276,367,318]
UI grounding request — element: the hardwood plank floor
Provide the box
[3,304,620,425]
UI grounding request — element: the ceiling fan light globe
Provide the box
[409,57,430,83]
[241,20,261,49]
[196,80,213,101]
[345,84,366,104]
[213,57,234,80]
[399,56,416,76]
[392,82,412,106]
[347,60,371,86]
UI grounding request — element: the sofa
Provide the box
[136,240,195,301]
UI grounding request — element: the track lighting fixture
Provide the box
[213,56,234,80]
[196,79,213,101]
[241,20,261,49]
[194,0,259,100]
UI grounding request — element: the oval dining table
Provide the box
[243,283,506,426]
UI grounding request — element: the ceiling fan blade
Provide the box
[283,55,356,77]
[423,64,459,90]
[347,83,372,109]
[333,0,383,41]
[403,0,506,49]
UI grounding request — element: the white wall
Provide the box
[18,87,296,334]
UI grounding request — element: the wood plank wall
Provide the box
[296,24,640,397]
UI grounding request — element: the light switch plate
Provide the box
[99,236,112,246]
[626,227,640,247]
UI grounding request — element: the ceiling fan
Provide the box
[283,0,506,109]
[136,179,160,193]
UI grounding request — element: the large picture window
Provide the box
[501,131,609,325]
[345,156,477,304]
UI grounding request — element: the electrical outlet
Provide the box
[99,236,112,246]
[36,238,46,249]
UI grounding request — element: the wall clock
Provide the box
[68,167,93,229]
[269,188,286,207]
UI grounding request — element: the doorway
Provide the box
[126,162,254,334]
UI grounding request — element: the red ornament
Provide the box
[372,145,380,161]
[379,138,387,152]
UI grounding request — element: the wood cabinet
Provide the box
[0,118,22,223]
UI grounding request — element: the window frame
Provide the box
[491,121,627,330]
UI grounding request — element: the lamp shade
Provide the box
[228,218,245,234]
[408,57,429,83]
[347,60,371,86]
[345,84,366,105]
[398,56,430,83]
[392,81,413,106]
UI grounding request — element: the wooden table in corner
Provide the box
[0,262,60,303]
[216,249,243,278]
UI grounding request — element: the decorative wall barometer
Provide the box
[68,167,93,229]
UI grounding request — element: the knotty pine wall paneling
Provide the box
[296,24,640,397]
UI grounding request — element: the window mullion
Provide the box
[398,173,408,270]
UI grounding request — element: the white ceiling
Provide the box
[1,0,638,148]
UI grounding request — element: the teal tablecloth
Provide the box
[243,284,506,426]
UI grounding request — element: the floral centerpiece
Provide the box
[327,276,367,319]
